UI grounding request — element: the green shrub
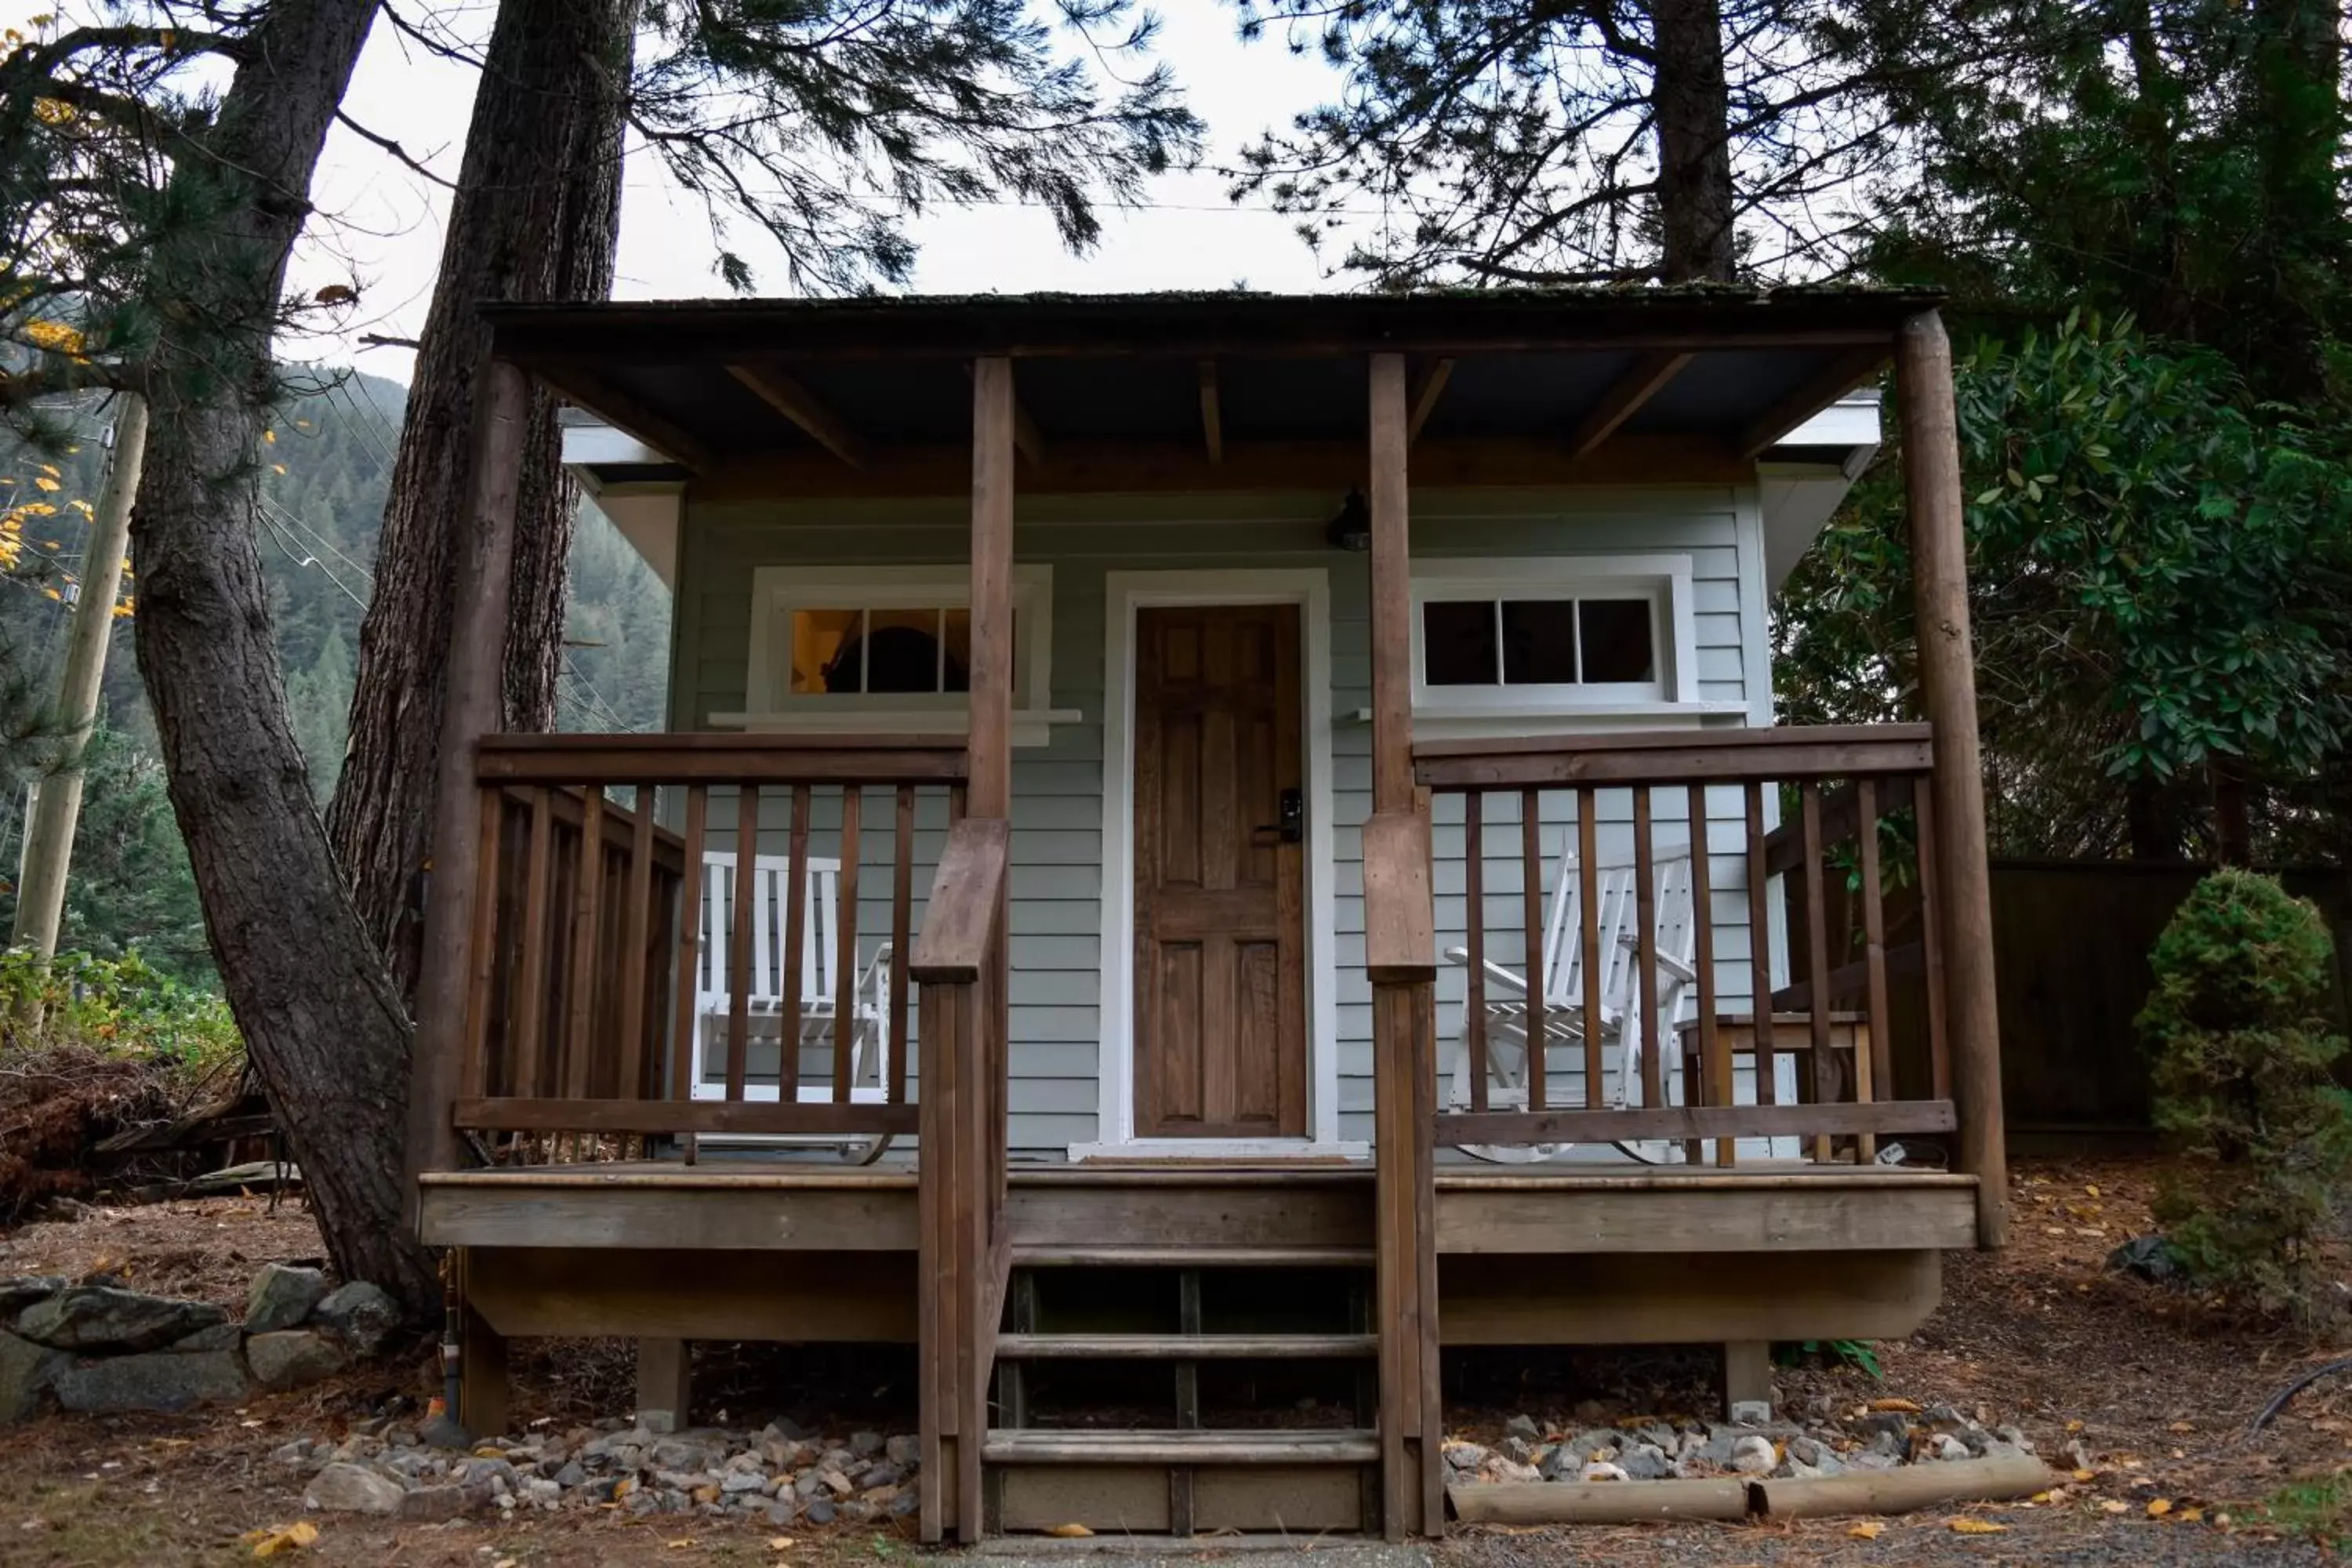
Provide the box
[2137,869,2352,1319]
[0,946,241,1074]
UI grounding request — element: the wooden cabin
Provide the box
[404,290,2005,1542]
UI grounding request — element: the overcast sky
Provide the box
[220,1,1364,385]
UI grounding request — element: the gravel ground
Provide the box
[1443,1517,2336,1566]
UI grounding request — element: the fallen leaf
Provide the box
[1847,1521,1885,1539]
[666,1540,697,1550]
[2169,1421,2196,1434]
[2100,1500,2129,1514]
[1870,1398,1922,1414]
[494,1559,517,1568]
[2066,1419,2085,1433]
[2087,1183,2101,1196]
[613,1476,636,1500]
[2180,1507,2205,1524]
[1948,1518,2009,1534]
[2031,1491,2053,1504]
[2148,1499,2173,1517]
[767,1538,797,1551]
[241,1522,318,1558]
[1042,1523,1094,1538]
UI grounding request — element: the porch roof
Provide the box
[492,287,1930,482]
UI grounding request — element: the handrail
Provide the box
[476,731,970,785]
[1413,724,1933,788]
[911,818,1010,983]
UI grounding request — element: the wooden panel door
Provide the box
[1133,604,1308,1138]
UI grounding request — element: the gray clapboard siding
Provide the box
[670,486,1773,1155]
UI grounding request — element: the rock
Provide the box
[0,1276,64,1318]
[1580,1461,1630,1483]
[306,1462,406,1515]
[837,1498,877,1523]
[722,1471,768,1495]
[246,1330,349,1392]
[851,1429,885,1457]
[764,1497,799,1526]
[1537,1444,1580,1482]
[14,1287,224,1353]
[1619,1444,1672,1481]
[820,1468,855,1497]
[2107,1234,2181,1283]
[1860,1410,1910,1443]
[1994,1424,2035,1454]
[1788,1436,1832,1468]
[1926,1432,1971,1462]
[419,1413,472,1450]
[401,1482,495,1522]
[1486,1458,1543,1483]
[1442,1441,1490,1472]
[1569,1429,1621,1461]
[53,1348,247,1412]
[856,1461,905,1490]
[172,1323,242,1353]
[271,1439,314,1465]
[554,1461,588,1488]
[312,1283,400,1357]
[0,1329,66,1424]
[1729,1435,1777,1475]
[652,1436,720,1472]
[245,1265,332,1334]
[802,1497,836,1526]
[884,1433,921,1468]
[888,1489,920,1519]
[1504,1413,1542,1443]
[1500,1436,1537,1464]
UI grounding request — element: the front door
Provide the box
[1132,604,1308,1138]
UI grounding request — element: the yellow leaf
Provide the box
[766,1537,797,1550]
[33,476,57,492]
[2169,1421,2195,1434]
[612,1476,636,1499]
[2073,1468,2096,1483]
[2086,1184,2100,1196]
[2031,1491,2054,1504]
[2148,1499,2172,1517]
[263,428,276,443]
[1870,1398,1922,1413]
[1847,1521,1885,1539]
[2179,1507,2205,1523]
[1043,1523,1095,1537]
[2066,1419,2085,1432]
[241,1521,319,1557]
[1947,1518,2009,1534]
[665,1539,696,1549]
[2101,1499,2129,1514]
[270,463,286,475]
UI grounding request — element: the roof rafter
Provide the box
[1735,347,1889,458]
[1198,358,1222,464]
[726,362,868,469]
[1407,358,1454,444]
[1566,350,1693,458]
[550,368,716,470]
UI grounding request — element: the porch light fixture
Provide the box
[1325,488,1370,551]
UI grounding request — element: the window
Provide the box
[1409,557,1697,714]
[740,564,1055,723]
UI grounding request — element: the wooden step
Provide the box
[994,1332,1378,1360]
[1011,1245,1374,1268]
[982,1428,1381,1465]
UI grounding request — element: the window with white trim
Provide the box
[1408,557,1698,714]
[741,564,1056,722]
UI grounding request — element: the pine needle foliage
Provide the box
[2138,869,2352,1321]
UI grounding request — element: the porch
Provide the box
[404,291,2004,1541]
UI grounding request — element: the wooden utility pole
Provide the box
[1896,311,2007,1249]
[10,393,148,960]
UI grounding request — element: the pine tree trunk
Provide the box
[126,0,440,1310]
[1650,0,1737,282]
[328,0,641,997]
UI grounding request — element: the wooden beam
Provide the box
[1011,394,1047,470]
[419,1181,918,1251]
[1435,1098,1956,1149]
[451,1097,921,1136]
[543,366,716,470]
[690,432,1756,499]
[1196,358,1222,463]
[970,358,1016,818]
[1566,350,1691,457]
[1406,357,1454,444]
[1368,354,1414,815]
[1736,347,1888,458]
[405,358,529,1214]
[1897,310,2005,1249]
[726,362,867,468]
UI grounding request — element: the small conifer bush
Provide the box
[2137,869,2352,1319]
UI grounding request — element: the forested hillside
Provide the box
[0,370,672,982]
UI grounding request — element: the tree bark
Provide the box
[1649,0,1737,282]
[125,0,441,1309]
[328,0,641,997]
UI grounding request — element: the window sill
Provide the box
[709,708,1084,748]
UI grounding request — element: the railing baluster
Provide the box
[1576,787,1602,1109]
[460,787,503,1102]
[1464,792,1487,1115]
[835,785,862,1102]
[513,787,555,1104]
[1519,787,1546,1113]
[728,786,758,1102]
[891,784,916,1105]
[564,789,606,1106]
[1799,782,1833,1162]
[782,785,811,1104]
[670,787,707,1119]
[1744,781,1775,1109]
[1633,786,1661,1113]
[1687,782,1726,1167]
[619,784,655,1105]
[1915,786,1953,1101]
[1856,778,1892,1161]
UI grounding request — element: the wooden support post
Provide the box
[1368,354,1414,816]
[456,1249,509,1441]
[636,1338,691,1434]
[407,358,532,1211]
[969,358,1016,822]
[1723,1340,1773,1425]
[1896,312,2006,1250]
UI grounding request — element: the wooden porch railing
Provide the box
[450,733,967,1153]
[910,815,1011,1544]
[1411,724,1958,1162]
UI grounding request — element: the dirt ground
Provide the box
[5,1157,2352,1566]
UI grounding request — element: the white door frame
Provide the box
[1073,568,1355,1160]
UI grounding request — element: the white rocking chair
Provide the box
[1443,829,1699,1163]
[692,850,895,1162]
